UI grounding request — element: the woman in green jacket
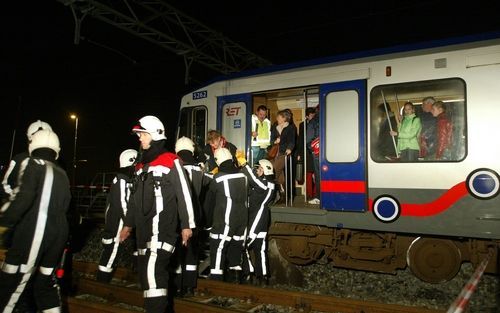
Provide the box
[390,102,422,161]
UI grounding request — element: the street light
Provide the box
[70,114,79,187]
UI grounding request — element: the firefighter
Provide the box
[1,120,52,201]
[0,129,71,313]
[119,116,195,313]
[173,136,212,296]
[239,158,276,285]
[204,148,248,282]
[96,149,138,283]
[0,120,53,312]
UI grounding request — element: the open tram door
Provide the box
[319,80,367,212]
[216,93,252,158]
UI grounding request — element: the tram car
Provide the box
[176,32,500,283]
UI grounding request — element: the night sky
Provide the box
[1,1,499,184]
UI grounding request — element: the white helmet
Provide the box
[259,159,274,175]
[175,136,195,154]
[29,129,61,159]
[27,120,52,141]
[119,149,138,168]
[132,115,166,141]
[214,148,232,166]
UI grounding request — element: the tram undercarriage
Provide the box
[269,222,499,283]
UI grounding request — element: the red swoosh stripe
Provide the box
[367,181,468,217]
[401,182,468,216]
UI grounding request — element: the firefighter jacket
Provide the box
[180,162,212,229]
[124,152,195,249]
[0,156,71,252]
[102,166,134,239]
[1,152,29,201]
[204,161,248,237]
[241,165,275,241]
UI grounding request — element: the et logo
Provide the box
[225,107,241,116]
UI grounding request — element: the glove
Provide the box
[209,167,219,175]
[235,150,247,167]
[0,226,13,249]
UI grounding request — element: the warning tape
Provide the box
[446,248,494,313]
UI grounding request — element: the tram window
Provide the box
[178,108,190,138]
[325,90,359,162]
[193,108,207,148]
[177,106,207,149]
[370,78,466,162]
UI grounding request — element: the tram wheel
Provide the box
[407,237,462,283]
[275,237,323,265]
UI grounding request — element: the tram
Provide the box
[176,32,500,283]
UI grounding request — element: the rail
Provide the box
[74,278,244,312]
[70,261,444,313]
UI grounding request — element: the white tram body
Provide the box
[177,34,500,282]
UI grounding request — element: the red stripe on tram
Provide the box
[321,180,366,193]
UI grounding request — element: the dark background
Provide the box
[1,1,499,184]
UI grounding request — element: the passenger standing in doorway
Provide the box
[306,105,320,204]
[119,115,195,313]
[419,96,437,159]
[251,105,271,166]
[0,129,71,313]
[97,149,137,283]
[390,102,422,161]
[270,110,295,203]
[297,107,316,199]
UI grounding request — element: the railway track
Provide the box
[70,261,445,313]
[70,278,247,312]
[0,251,446,313]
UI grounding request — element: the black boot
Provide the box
[241,273,254,285]
[183,287,195,297]
[255,276,269,286]
[224,269,242,284]
[96,270,113,283]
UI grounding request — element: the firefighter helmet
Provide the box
[119,149,138,168]
[29,129,61,159]
[131,115,166,141]
[214,148,232,166]
[26,120,52,141]
[175,136,195,154]
[258,159,274,176]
